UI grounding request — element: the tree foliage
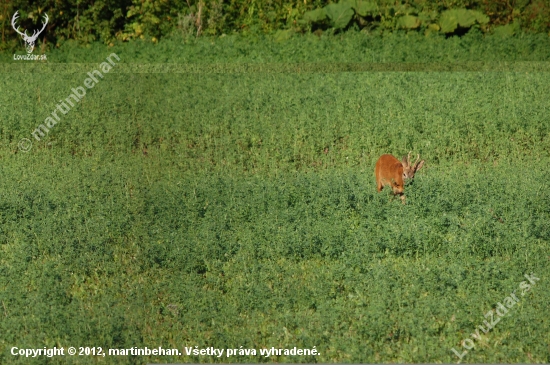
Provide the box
[0,0,548,49]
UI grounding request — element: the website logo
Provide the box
[12,10,48,60]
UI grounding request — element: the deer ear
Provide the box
[415,160,425,171]
[401,156,408,166]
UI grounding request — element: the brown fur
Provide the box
[375,152,425,203]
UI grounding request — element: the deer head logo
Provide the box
[12,11,49,54]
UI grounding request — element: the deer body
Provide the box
[375,154,405,194]
[375,152,424,203]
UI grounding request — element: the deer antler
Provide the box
[11,11,48,40]
[27,13,48,42]
[413,154,420,168]
[11,11,27,38]
[36,13,49,38]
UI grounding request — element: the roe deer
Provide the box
[375,152,424,203]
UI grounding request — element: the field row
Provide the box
[2,71,550,172]
[3,32,550,63]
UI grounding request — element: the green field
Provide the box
[1,33,550,364]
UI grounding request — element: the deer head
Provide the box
[401,151,424,179]
[12,11,49,54]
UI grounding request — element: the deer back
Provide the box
[375,154,405,193]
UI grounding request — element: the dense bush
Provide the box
[0,0,548,50]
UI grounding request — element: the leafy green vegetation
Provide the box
[0,36,549,364]
[302,1,491,34]
[0,0,549,51]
